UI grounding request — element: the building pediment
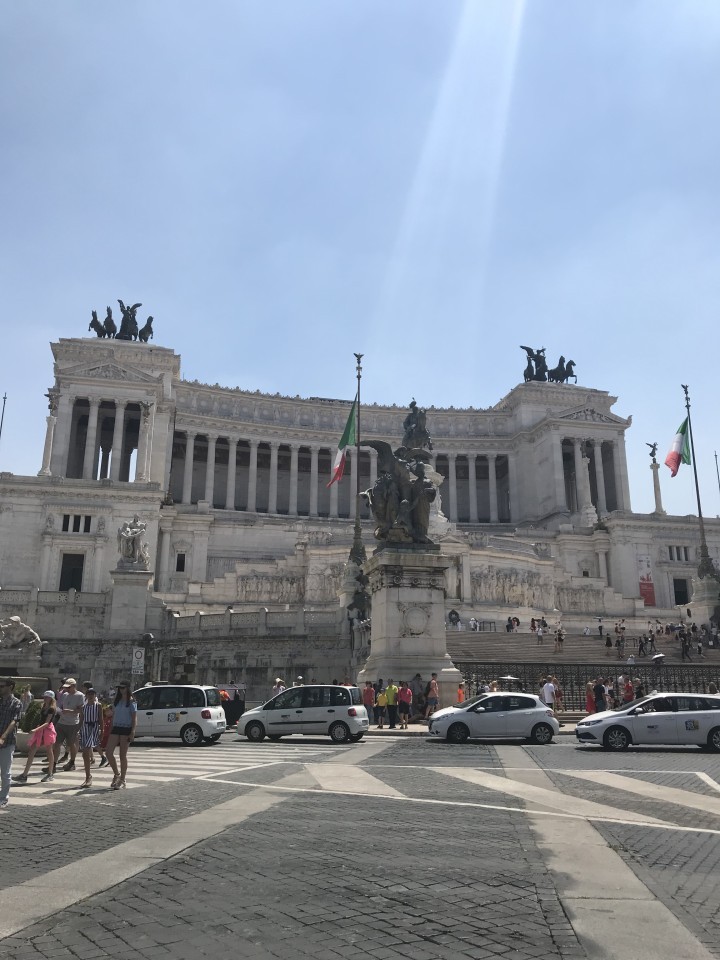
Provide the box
[60,360,160,385]
[558,406,630,426]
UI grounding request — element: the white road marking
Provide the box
[696,771,720,794]
[559,769,720,817]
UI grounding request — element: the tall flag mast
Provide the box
[673,385,719,580]
[350,353,366,564]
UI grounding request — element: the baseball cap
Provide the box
[65,677,77,685]
[43,690,55,698]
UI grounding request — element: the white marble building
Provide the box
[0,337,718,693]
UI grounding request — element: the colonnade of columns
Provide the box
[52,398,153,482]
[173,432,515,524]
[559,436,628,515]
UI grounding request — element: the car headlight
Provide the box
[579,719,604,727]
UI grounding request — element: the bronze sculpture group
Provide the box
[361,400,436,546]
[520,346,577,383]
[88,301,155,342]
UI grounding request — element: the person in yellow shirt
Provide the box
[375,689,387,728]
[384,679,399,729]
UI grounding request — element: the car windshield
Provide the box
[460,694,490,709]
[613,695,654,712]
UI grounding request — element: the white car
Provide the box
[428,693,560,744]
[576,692,720,751]
[238,685,369,743]
[132,684,227,746]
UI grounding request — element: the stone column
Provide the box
[651,461,666,515]
[204,435,217,505]
[597,549,609,583]
[225,438,237,509]
[592,440,607,515]
[309,446,319,517]
[99,446,110,480]
[552,430,567,512]
[572,439,584,513]
[158,522,172,592]
[467,454,478,523]
[268,441,279,513]
[507,452,519,522]
[92,540,106,591]
[39,539,52,590]
[182,432,196,504]
[247,439,258,512]
[614,437,632,511]
[330,468,339,518]
[82,399,100,480]
[50,393,73,476]
[134,404,152,482]
[488,454,498,523]
[289,443,299,515]
[38,414,57,477]
[447,454,458,522]
[369,448,378,485]
[109,401,127,481]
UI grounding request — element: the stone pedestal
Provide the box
[689,576,720,627]
[109,568,154,635]
[356,547,462,707]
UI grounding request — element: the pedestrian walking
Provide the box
[384,679,399,729]
[106,683,137,790]
[593,677,607,713]
[424,673,440,719]
[19,686,33,716]
[0,678,23,808]
[98,703,113,768]
[541,676,556,713]
[457,681,465,704]
[397,681,412,729]
[54,678,84,772]
[409,673,424,723]
[585,682,595,714]
[271,678,286,698]
[12,691,57,784]
[536,625,544,645]
[79,689,102,788]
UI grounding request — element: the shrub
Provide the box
[19,699,43,733]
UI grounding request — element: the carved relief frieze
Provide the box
[397,602,431,637]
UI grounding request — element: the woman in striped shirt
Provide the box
[79,688,102,788]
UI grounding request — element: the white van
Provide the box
[238,685,369,743]
[132,684,227,746]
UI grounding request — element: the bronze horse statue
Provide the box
[138,316,154,342]
[88,310,105,337]
[547,356,577,383]
[103,306,117,338]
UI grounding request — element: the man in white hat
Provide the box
[271,678,286,697]
[54,678,84,772]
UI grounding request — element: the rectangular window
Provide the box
[175,553,186,573]
[72,515,81,533]
[62,514,70,532]
[84,516,91,533]
[683,546,690,562]
[59,553,84,592]
[668,546,675,561]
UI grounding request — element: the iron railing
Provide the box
[454,660,720,712]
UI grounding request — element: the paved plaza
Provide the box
[2,734,720,959]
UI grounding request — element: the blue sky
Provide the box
[1,1,719,517]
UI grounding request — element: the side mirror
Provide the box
[473,706,486,713]
[632,707,645,715]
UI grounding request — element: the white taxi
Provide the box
[132,684,227,746]
[428,693,560,744]
[576,693,720,750]
[238,684,369,743]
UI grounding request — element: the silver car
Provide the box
[428,693,560,744]
[576,693,720,751]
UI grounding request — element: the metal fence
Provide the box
[454,660,720,712]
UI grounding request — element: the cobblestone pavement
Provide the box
[2,734,720,957]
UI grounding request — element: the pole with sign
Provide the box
[131,646,146,678]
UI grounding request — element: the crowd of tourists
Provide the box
[0,676,138,808]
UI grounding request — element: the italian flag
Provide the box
[327,396,357,487]
[664,418,691,477]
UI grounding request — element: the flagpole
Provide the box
[715,451,720,505]
[350,353,366,564]
[682,385,716,579]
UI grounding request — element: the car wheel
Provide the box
[245,721,266,743]
[268,735,283,741]
[603,726,631,751]
[349,732,364,742]
[329,721,351,743]
[181,723,204,747]
[529,722,554,745]
[707,727,720,752]
[446,723,470,744]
